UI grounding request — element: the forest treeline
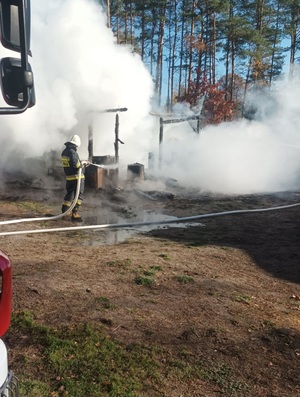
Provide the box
[102,0,299,124]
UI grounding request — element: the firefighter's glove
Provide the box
[81,160,91,168]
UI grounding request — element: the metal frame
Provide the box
[158,114,202,169]
[0,371,20,397]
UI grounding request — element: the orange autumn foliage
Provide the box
[177,75,236,126]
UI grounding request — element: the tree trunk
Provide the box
[178,2,186,98]
[106,0,111,28]
[211,11,217,84]
[155,1,168,105]
[170,0,178,110]
[187,0,196,95]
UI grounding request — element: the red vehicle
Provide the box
[0,253,19,396]
[0,0,35,395]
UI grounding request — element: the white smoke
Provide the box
[158,76,300,194]
[0,0,154,171]
[0,0,299,195]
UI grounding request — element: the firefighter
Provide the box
[61,134,89,221]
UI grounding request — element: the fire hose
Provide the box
[0,166,299,236]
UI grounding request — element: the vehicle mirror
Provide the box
[0,57,35,107]
[0,0,31,54]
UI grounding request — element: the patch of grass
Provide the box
[262,319,276,328]
[20,380,51,397]
[12,311,161,397]
[134,275,154,286]
[231,294,251,303]
[143,270,155,276]
[15,201,47,213]
[158,253,170,260]
[12,309,35,326]
[133,265,162,286]
[205,362,249,395]
[11,311,252,396]
[165,357,248,396]
[96,296,116,310]
[149,265,163,271]
[175,275,194,284]
[106,258,132,269]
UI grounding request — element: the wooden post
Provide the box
[159,117,164,170]
[197,115,200,134]
[88,123,93,161]
[114,113,119,163]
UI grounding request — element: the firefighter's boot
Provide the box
[61,204,71,220]
[72,211,82,222]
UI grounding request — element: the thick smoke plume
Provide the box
[0,0,154,178]
[159,77,300,194]
[0,0,299,195]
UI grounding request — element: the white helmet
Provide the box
[66,134,81,147]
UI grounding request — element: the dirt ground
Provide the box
[1,176,300,396]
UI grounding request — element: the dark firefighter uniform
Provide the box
[61,139,85,221]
